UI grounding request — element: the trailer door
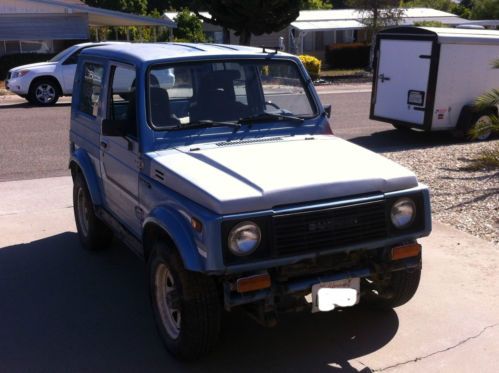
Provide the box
[373,39,433,126]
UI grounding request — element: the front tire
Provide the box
[148,242,221,360]
[366,267,421,309]
[73,173,113,250]
[28,78,60,106]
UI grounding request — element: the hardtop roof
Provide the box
[380,26,499,45]
[80,43,294,65]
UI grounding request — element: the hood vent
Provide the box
[216,137,283,147]
[154,169,164,181]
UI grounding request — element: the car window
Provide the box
[63,50,82,65]
[108,65,137,138]
[147,60,317,130]
[78,62,104,117]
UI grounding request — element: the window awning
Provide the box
[291,20,365,32]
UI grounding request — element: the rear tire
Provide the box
[148,242,221,360]
[73,173,113,250]
[28,78,60,106]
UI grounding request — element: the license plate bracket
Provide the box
[310,277,360,313]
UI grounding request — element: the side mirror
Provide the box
[102,119,128,137]
[324,105,332,118]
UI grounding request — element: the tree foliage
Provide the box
[83,0,147,14]
[301,0,333,9]
[347,0,404,34]
[470,0,499,20]
[192,0,301,45]
[173,9,206,42]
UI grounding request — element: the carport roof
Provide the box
[25,0,176,27]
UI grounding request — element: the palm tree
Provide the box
[471,58,499,140]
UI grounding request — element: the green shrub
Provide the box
[299,54,321,80]
[325,43,370,69]
[0,53,55,79]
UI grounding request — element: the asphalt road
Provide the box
[0,89,458,182]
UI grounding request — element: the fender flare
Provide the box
[69,149,103,206]
[143,206,204,272]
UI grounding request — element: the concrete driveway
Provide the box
[0,176,498,372]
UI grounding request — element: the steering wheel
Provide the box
[265,101,280,110]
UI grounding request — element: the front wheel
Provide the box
[28,79,60,106]
[148,242,221,360]
[366,267,421,309]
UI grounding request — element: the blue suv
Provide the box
[69,43,431,360]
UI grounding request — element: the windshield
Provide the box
[147,60,317,130]
[49,45,79,62]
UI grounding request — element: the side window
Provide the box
[63,50,81,65]
[108,65,137,138]
[78,62,104,117]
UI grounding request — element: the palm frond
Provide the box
[474,89,499,111]
[493,58,499,69]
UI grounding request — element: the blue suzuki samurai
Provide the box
[69,43,431,360]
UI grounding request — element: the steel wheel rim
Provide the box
[35,84,56,104]
[155,263,181,339]
[77,187,89,237]
[475,115,492,141]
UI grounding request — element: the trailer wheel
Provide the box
[392,124,411,131]
[468,112,493,141]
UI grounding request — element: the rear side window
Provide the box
[78,62,104,117]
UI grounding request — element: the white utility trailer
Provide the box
[370,26,499,139]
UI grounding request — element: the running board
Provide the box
[96,208,144,259]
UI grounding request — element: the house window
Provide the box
[20,40,53,53]
[5,41,20,54]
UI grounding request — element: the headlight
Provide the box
[12,70,30,79]
[390,198,416,229]
[228,221,261,256]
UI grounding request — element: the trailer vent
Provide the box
[272,200,388,256]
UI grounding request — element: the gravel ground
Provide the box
[382,140,499,245]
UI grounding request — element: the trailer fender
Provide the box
[143,207,204,272]
[69,149,103,206]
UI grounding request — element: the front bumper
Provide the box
[4,78,29,95]
[223,250,421,309]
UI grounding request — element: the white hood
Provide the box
[150,135,418,214]
[9,61,57,72]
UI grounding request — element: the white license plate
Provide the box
[309,277,360,313]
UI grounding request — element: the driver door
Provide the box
[100,63,141,236]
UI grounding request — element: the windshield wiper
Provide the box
[170,120,241,130]
[238,112,304,124]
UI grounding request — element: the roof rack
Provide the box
[260,46,280,54]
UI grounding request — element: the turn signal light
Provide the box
[236,274,271,293]
[391,243,422,261]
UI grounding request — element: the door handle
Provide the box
[100,141,108,149]
[379,74,391,83]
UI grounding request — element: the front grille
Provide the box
[272,200,387,256]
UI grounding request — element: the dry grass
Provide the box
[468,146,499,170]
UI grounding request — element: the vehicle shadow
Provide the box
[349,128,467,153]
[0,233,398,372]
[0,101,71,109]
